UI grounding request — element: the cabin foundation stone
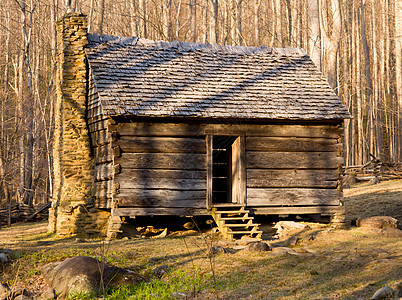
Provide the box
[49,13,109,236]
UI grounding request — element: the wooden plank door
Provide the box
[231,136,246,204]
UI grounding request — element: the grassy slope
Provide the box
[0,180,401,299]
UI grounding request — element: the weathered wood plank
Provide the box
[206,135,213,209]
[88,118,111,132]
[94,180,115,199]
[116,177,206,190]
[113,122,343,138]
[246,188,341,206]
[246,137,341,152]
[113,207,209,216]
[117,169,206,179]
[115,153,206,170]
[247,169,339,188]
[91,129,113,146]
[117,197,206,208]
[246,152,343,169]
[94,144,120,164]
[95,163,114,181]
[251,205,343,215]
[116,189,206,207]
[115,136,206,153]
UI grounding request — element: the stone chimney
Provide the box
[49,13,109,236]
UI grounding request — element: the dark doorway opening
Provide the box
[212,136,238,204]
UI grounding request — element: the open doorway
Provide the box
[211,136,244,204]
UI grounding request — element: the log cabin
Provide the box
[49,13,351,239]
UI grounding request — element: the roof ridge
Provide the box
[87,33,306,56]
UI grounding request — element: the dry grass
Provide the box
[0,180,401,299]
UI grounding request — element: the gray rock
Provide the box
[154,265,170,278]
[371,286,394,300]
[271,247,299,255]
[211,245,227,254]
[369,177,380,185]
[14,295,32,300]
[41,256,143,298]
[171,291,190,299]
[74,238,86,243]
[0,253,8,263]
[244,242,271,252]
[356,216,400,229]
[147,257,159,264]
[288,236,300,246]
[0,283,10,295]
[40,288,56,300]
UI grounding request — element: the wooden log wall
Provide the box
[88,76,115,208]
[108,122,344,215]
[245,131,344,208]
[112,123,207,212]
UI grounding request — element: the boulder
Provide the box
[356,216,400,229]
[274,221,310,237]
[371,286,394,300]
[41,256,144,298]
[381,228,402,238]
[244,242,271,252]
[153,265,170,278]
[40,288,56,300]
[0,283,10,296]
[0,254,8,263]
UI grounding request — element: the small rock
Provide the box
[244,242,271,252]
[371,286,394,300]
[171,291,189,299]
[287,236,300,246]
[210,245,227,254]
[369,177,380,185]
[232,245,246,250]
[14,295,32,300]
[271,247,299,255]
[381,228,402,238]
[121,237,129,241]
[0,283,10,295]
[0,253,8,263]
[356,216,400,229]
[74,238,86,243]
[153,228,168,238]
[183,222,195,230]
[147,257,159,264]
[40,288,55,300]
[154,265,170,278]
[237,236,262,245]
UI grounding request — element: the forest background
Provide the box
[0,0,401,207]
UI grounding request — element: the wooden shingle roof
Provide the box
[86,34,350,121]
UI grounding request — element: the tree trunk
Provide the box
[308,0,321,69]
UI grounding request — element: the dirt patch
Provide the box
[344,179,402,222]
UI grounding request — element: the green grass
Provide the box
[67,269,210,300]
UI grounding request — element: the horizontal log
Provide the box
[116,153,206,170]
[247,169,339,188]
[115,136,206,153]
[112,207,209,216]
[94,180,115,199]
[117,169,206,180]
[246,188,341,206]
[246,137,341,152]
[114,188,206,206]
[116,189,206,207]
[246,152,343,169]
[251,205,343,215]
[116,177,206,190]
[95,163,114,181]
[88,118,111,132]
[91,130,113,146]
[94,145,120,164]
[112,122,343,138]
